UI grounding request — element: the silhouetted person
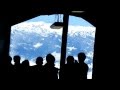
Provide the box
[61,56,76,80]
[21,59,30,72]
[7,56,14,72]
[34,57,43,72]
[13,55,21,72]
[43,54,58,80]
[31,57,44,80]
[77,52,88,80]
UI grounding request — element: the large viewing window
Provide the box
[9,14,96,79]
[10,15,63,68]
[66,15,96,79]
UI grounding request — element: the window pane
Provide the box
[66,15,96,79]
[9,15,63,68]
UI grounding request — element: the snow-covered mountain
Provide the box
[10,21,96,79]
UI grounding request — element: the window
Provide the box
[66,15,96,79]
[9,14,96,79]
[9,15,63,68]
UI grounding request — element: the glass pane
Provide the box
[9,15,63,68]
[66,15,96,79]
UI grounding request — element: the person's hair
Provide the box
[13,55,21,62]
[46,54,55,63]
[36,57,43,65]
[22,60,29,66]
[67,56,74,64]
[78,52,86,62]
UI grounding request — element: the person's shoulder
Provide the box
[54,67,59,71]
[84,63,88,68]
[43,64,48,69]
[54,67,58,69]
[84,63,88,66]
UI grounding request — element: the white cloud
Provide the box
[68,25,96,38]
[33,43,43,48]
[11,60,14,65]
[29,60,36,66]
[41,38,44,40]
[55,45,61,48]
[11,21,63,36]
[10,44,16,48]
[84,58,90,63]
[23,46,29,50]
[88,63,93,69]
[87,71,92,79]
[43,57,47,65]
[67,51,71,55]
[67,46,77,51]
[55,62,60,69]
[55,35,58,38]
[51,51,60,62]
[74,56,78,60]
[11,21,95,39]
[86,51,93,58]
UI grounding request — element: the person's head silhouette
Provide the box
[78,52,86,63]
[22,60,29,67]
[13,55,21,65]
[36,57,43,66]
[8,56,12,64]
[46,54,55,65]
[67,56,74,64]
